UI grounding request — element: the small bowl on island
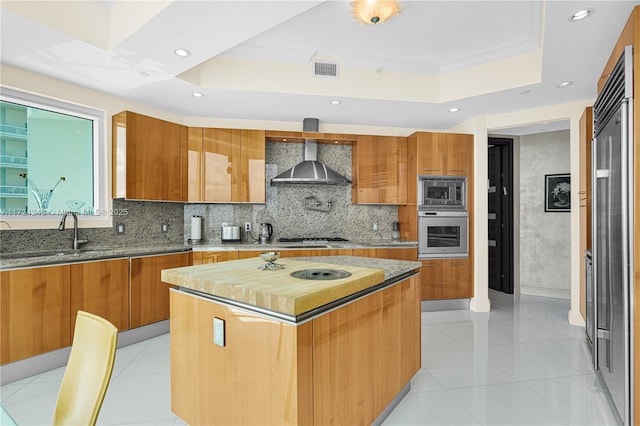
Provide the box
[259,252,284,271]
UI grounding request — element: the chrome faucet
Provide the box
[58,211,88,250]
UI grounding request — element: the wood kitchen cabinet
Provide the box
[112,111,187,201]
[130,252,192,328]
[579,106,593,320]
[70,259,130,333]
[187,127,265,203]
[352,135,408,204]
[419,258,473,300]
[1,265,71,364]
[193,251,239,265]
[410,132,472,177]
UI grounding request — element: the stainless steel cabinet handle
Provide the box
[422,168,439,171]
[448,169,465,173]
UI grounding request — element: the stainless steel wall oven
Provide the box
[418,211,469,259]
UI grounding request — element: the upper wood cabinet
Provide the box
[353,135,408,204]
[113,111,187,201]
[1,265,72,364]
[409,132,472,177]
[187,128,265,203]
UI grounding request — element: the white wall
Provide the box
[519,130,571,299]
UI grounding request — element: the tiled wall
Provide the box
[184,142,398,244]
[0,199,184,253]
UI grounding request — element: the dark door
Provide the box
[488,137,513,293]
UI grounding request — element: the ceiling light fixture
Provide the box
[138,71,150,78]
[174,48,191,57]
[352,0,401,25]
[556,81,574,88]
[569,8,594,21]
[330,100,341,105]
[192,92,204,98]
[449,107,459,113]
[520,89,532,95]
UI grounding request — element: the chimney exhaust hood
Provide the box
[270,118,352,185]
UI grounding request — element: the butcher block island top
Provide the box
[161,255,419,318]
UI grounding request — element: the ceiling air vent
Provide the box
[313,61,339,78]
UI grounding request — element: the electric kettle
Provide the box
[259,223,273,244]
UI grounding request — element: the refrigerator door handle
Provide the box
[591,134,599,371]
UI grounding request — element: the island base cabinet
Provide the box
[169,273,420,425]
[170,290,313,425]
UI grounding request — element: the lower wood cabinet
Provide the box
[70,259,130,334]
[193,251,239,265]
[420,258,472,300]
[130,252,192,328]
[1,265,72,364]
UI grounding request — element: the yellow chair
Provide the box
[53,311,118,426]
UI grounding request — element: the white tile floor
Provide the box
[0,290,622,425]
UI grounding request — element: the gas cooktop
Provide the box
[278,237,349,243]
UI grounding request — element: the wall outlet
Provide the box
[244,222,251,232]
[116,223,125,235]
[161,223,169,233]
[372,223,378,231]
[213,317,225,347]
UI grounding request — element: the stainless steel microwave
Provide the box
[418,175,467,210]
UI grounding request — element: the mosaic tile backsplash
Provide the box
[184,142,398,243]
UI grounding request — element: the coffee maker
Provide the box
[259,223,273,244]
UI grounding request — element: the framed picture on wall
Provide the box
[545,173,571,212]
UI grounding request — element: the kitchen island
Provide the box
[162,255,421,425]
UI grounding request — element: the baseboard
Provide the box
[520,285,571,300]
[0,320,169,385]
[421,298,470,312]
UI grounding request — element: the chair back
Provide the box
[53,311,118,426]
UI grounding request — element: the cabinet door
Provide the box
[442,258,473,299]
[70,259,129,333]
[416,133,444,175]
[443,133,471,176]
[203,128,241,202]
[420,260,443,300]
[187,127,203,202]
[375,247,416,261]
[125,112,186,201]
[1,265,71,364]
[354,135,380,203]
[240,130,266,203]
[200,251,239,264]
[379,136,408,204]
[130,252,192,328]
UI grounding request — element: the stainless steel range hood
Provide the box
[271,118,351,185]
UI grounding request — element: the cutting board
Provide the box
[161,257,385,316]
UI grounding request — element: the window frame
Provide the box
[0,87,111,230]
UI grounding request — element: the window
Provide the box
[0,87,108,228]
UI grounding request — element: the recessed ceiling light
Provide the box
[556,81,574,88]
[449,107,459,113]
[174,48,191,57]
[569,8,594,21]
[192,92,204,98]
[330,100,341,105]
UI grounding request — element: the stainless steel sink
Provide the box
[290,269,352,280]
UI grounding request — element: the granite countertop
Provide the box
[190,238,418,251]
[0,239,417,270]
[162,256,421,319]
[0,243,191,270]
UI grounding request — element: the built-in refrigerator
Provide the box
[592,45,634,425]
